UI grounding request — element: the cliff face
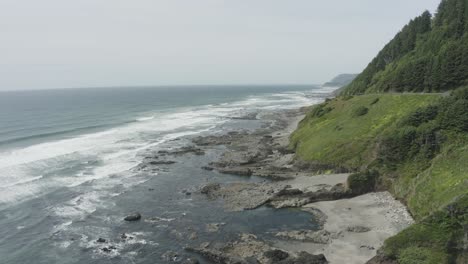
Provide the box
[343,0,468,95]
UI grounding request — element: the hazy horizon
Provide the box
[1,0,440,91]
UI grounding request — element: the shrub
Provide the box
[310,103,333,118]
[400,105,439,127]
[414,122,442,159]
[341,95,354,101]
[347,170,378,194]
[352,106,369,117]
[383,223,450,260]
[398,247,448,264]
[438,99,468,132]
[451,85,468,100]
[379,126,417,165]
[383,195,468,264]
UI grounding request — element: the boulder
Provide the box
[124,212,142,221]
[200,183,221,194]
[347,226,371,233]
[264,249,289,262]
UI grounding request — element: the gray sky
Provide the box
[0,0,441,91]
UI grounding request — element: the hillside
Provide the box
[291,89,468,263]
[323,74,358,87]
[292,0,468,263]
[343,0,468,95]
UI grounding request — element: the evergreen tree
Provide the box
[342,0,468,95]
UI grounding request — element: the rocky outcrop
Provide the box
[275,230,334,244]
[186,234,328,264]
[199,182,287,211]
[199,176,355,211]
[268,183,353,209]
[124,212,141,221]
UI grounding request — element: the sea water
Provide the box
[0,85,334,263]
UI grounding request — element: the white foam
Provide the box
[136,115,155,122]
[0,87,330,206]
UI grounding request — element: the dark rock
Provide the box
[201,166,215,171]
[347,226,371,233]
[149,160,176,165]
[101,246,116,253]
[162,251,180,262]
[218,167,252,176]
[264,249,289,261]
[276,188,303,197]
[200,183,221,194]
[277,252,328,264]
[185,247,239,264]
[124,212,141,221]
[360,245,375,250]
[168,146,205,156]
[181,189,192,195]
[96,237,106,243]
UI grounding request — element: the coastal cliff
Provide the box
[292,0,468,263]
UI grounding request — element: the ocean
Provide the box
[0,85,334,263]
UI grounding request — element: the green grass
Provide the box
[291,92,468,263]
[290,94,440,170]
[405,137,468,219]
[383,194,468,264]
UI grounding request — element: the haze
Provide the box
[0,0,440,91]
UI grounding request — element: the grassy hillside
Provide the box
[294,1,468,262]
[291,94,440,170]
[291,88,468,263]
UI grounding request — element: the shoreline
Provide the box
[186,105,414,263]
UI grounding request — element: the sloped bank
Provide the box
[290,91,468,263]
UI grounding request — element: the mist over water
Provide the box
[0,85,334,263]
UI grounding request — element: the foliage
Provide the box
[379,86,468,173]
[370,97,380,105]
[347,170,378,194]
[309,103,333,118]
[398,247,448,264]
[383,194,468,264]
[290,94,439,170]
[291,90,468,263]
[342,0,468,94]
[351,106,369,117]
[400,105,438,127]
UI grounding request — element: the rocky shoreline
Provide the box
[184,108,413,264]
[132,106,414,263]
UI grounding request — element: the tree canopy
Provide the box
[343,0,468,95]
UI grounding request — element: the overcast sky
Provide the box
[0,0,441,91]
